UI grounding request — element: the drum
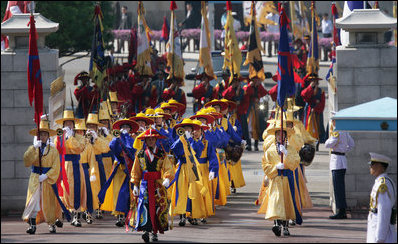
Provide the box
[225,145,244,165]
[299,143,316,166]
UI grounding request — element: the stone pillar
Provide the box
[329,9,397,212]
[1,13,61,215]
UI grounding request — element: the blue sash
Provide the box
[65,154,81,210]
[277,169,303,225]
[82,163,94,213]
[95,154,106,188]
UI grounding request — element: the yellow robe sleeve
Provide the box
[262,148,278,180]
[65,134,86,154]
[161,155,175,182]
[24,146,39,167]
[131,154,142,186]
[45,147,60,185]
[289,133,304,152]
[87,144,99,178]
[296,121,316,145]
[282,144,300,171]
[93,136,110,154]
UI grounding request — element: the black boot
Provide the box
[187,217,198,225]
[74,212,82,227]
[246,141,252,151]
[26,218,36,234]
[49,224,56,233]
[272,220,281,237]
[115,215,124,227]
[55,219,63,228]
[151,232,158,242]
[231,181,236,194]
[254,140,259,151]
[329,209,347,219]
[282,220,290,236]
[142,231,150,243]
[179,214,186,226]
[85,211,93,224]
[95,209,103,219]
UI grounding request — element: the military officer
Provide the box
[325,113,355,219]
[367,152,396,243]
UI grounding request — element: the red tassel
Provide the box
[278,3,282,13]
[374,1,379,9]
[226,1,232,11]
[331,4,337,16]
[170,1,177,11]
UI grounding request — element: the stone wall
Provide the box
[1,48,61,215]
[332,45,397,210]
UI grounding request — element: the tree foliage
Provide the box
[2,1,115,57]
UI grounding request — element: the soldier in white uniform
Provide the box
[325,115,355,219]
[367,152,396,243]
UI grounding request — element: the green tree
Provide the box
[1,2,115,57]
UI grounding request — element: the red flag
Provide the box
[161,16,170,42]
[226,1,232,11]
[56,133,69,196]
[27,14,43,126]
[170,1,177,11]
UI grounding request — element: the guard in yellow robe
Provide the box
[23,117,70,234]
[73,119,97,224]
[169,119,203,226]
[85,113,110,219]
[98,101,115,180]
[262,119,301,237]
[97,118,139,227]
[55,109,86,227]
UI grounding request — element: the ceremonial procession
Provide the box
[1,1,397,243]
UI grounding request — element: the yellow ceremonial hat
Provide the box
[160,103,178,114]
[55,109,79,125]
[174,118,201,131]
[145,108,158,118]
[168,99,185,112]
[286,98,302,112]
[205,106,222,119]
[192,119,209,130]
[29,116,57,137]
[109,91,120,103]
[86,113,105,126]
[129,112,154,125]
[99,102,111,121]
[266,119,295,137]
[74,119,87,131]
[154,108,172,120]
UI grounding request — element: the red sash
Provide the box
[143,171,161,234]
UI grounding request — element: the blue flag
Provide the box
[277,7,296,108]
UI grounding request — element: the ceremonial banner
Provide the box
[277,7,296,108]
[136,1,153,76]
[89,4,107,98]
[27,13,43,125]
[222,1,242,82]
[199,1,216,80]
[166,1,185,81]
[306,1,319,75]
[243,1,265,80]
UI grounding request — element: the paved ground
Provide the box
[1,52,370,242]
[1,144,368,243]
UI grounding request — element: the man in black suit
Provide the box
[179,2,201,51]
[117,5,132,53]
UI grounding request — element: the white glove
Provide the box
[241,140,247,147]
[218,128,223,133]
[39,174,48,182]
[162,178,170,188]
[90,175,96,182]
[33,136,42,148]
[151,124,157,129]
[276,162,285,170]
[90,130,98,140]
[121,128,129,134]
[63,127,73,139]
[209,171,215,181]
[185,131,192,139]
[133,185,139,196]
[233,126,237,131]
[279,144,288,156]
[100,127,109,136]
